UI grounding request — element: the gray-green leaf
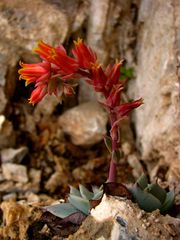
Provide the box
[79,184,94,200]
[92,190,103,200]
[137,174,148,190]
[46,203,78,219]
[68,195,90,215]
[69,185,81,197]
[131,184,162,212]
[145,183,167,204]
[160,190,175,213]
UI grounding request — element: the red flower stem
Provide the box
[107,113,119,182]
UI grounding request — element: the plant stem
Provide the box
[107,113,119,182]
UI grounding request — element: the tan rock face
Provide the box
[58,101,108,146]
[134,0,180,182]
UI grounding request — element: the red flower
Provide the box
[72,38,97,69]
[34,41,78,76]
[105,83,124,108]
[18,61,51,86]
[52,46,78,76]
[29,83,48,104]
[113,98,144,119]
[105,61,123,92]
[110,98,143,140]
[88,64,107,92]
[33,41,57,62]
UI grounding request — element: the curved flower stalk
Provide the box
[18,38,143,183]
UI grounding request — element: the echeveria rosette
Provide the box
[46,185,103,224]
[129,174,175,213]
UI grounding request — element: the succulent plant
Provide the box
[46,184,103,220]
[130,174,175,213]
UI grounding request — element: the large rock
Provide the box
[133,0,180,183]
[58,101,108,146]
[69,195,180,240]
[0,0,69,111]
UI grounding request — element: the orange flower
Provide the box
[18,61,51,86]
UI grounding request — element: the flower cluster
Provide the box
[19,38,142,110]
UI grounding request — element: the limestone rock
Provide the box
[2,163,28,183]
[1,147,28,163]
[69,195,180,240]
[79,0,134,103]
[0,116,15,149]
[133,0,180,182]
[58,101,108,146]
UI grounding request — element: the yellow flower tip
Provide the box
[140,98,144,104]
[74,38,83,46]
[25,81,30,86]
[18,68,22,74]
[32,40,43,53]
[91,62,101,70]
[28,98,34,106]
[115,59,124,66]
[19,60,24,67]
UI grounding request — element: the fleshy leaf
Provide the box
[137,174,148,190]
[145,183,167,204]
[160,190,175,213]
[130,184,162,212]
[69,185,81,197]
[45,203,78,219]
[68,195,90,215]
[92,185,103,194]
[79,184,94,200]
[92,190,103,200]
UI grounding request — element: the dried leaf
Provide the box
[41,212,79,237]
[90,199,102,209]
[103,182,132,199]
[60,211,86,225]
